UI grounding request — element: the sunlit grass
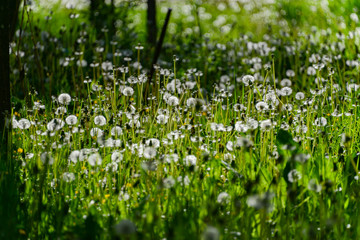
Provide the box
[5,0,360,239]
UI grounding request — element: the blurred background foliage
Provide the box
[10,0,360,102]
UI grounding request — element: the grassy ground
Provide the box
[3,0,360,239]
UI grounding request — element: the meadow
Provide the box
[3,0,360,239]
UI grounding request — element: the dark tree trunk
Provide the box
[90,0,116,38]
[147,0,157,47]
[90,0,105,31]
[108,0,116,39]
[0,1,20,238]
[144,8,172,102]
[90,0,102,18]
[0,1,13,143]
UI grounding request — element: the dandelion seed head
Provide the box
[164,153,179,163]
[143,147,157,159]
[156,114,169,124]
[18,118,31,129]
[102,61,113,71]
[307,66,316,76]
[141,161,157,171]
[286,69,295,77]
[288,169,301,183]
[350,13,359,23]
[163,176,176,188]
[62,172,75,182]
[255,101,269,111]
[47,118,65,131]
[122,86,134,96]
[58,93,71,105]
[111,126,123,136]
[69,150,81,163]
[247,118,259,130]
[280,78,292,87]
[65,115,78,125]
[111,150,123,162]
[217,192,230,204]
[242,75,255,86]
[167,96,180,106]
[260,119,272,131]
[314,117,327,127]
[280,87,293,96]
[55,106,67,115]
[88,153,102,166]
[184,155,197,166]
[94,115,107,126]
[295,92,305,100]
[234,121,249,132]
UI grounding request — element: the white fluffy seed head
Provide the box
[88,153,102,166]
[66,115,78,125]
[94,115,107,126]
[58,93,71,105]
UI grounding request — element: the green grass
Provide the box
[3,0,360,239]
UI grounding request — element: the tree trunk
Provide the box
[90,0,105,31]
[0,1,20,238]
[0,1,12,142]
[147,0,157,47]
